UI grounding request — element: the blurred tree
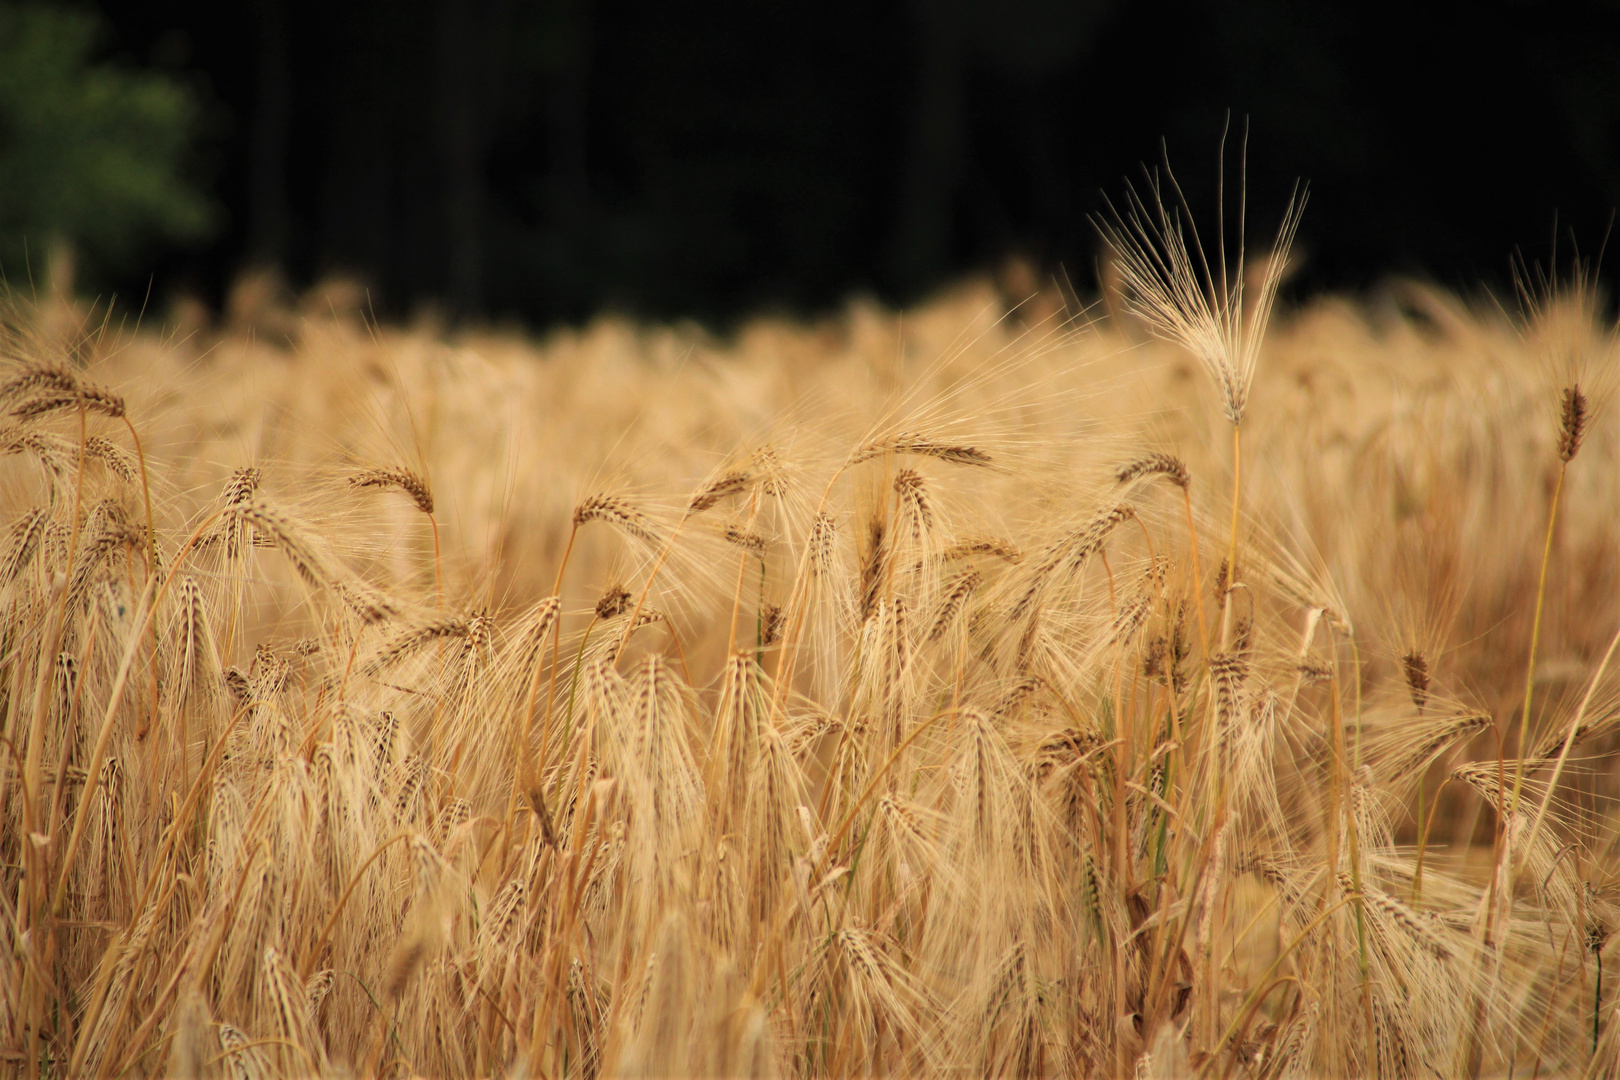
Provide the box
[0,2,210,287]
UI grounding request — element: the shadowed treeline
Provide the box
[81,0,1620,325]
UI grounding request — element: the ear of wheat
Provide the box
[350,466,435,514]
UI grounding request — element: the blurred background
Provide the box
[4,0,1620,326]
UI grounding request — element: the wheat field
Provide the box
[2,201,1619,1078]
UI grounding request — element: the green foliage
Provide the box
[0,3,210,283]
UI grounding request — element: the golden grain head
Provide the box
[1558,383,1588,462]
[350,466,435,514]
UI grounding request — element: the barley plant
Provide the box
[2,189,1619,1079]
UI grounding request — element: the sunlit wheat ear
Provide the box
[3,429,76,484]
[263,945,327,1072]
[1342,874,1455,961]
[972,939,1050,1076]
[801,508,852,700]
[222,465,262,505]
[829,921,935,1065]
[218,1022,272,1080]
[1268,1001,1320,1080]
[745,725,807,925]
[206,466,263,557]
[711,652,758,821]
[893,468,934,538]
[349,465,434,514]
[171,575,220,708]
[82,893,159,1059]
[1369,711,1490,791]
[0,506,46,586]
[0,360,77,407]
[82,434,136,483]
[1096,165,1305,425]
[509,593,561,671]
[1558,383,1589,462]
[1010,502,1136,618]
[67,505,141,609]
[875,791,944,879]
[1402,649,1431,712]
[1225,693,1293,842]
[750,443,789,495]
[808,510,837,574]
[760,602,784,645]
[1367,997,1422,1080]
[891,468,946,606]
[334,579,400,624]
[362,614,470,673]
[945,534,1021,563]
[231,498,341,591]
[304,968,335,1026]
[8,374,126,421]
[858,515,890,620]
[1110,555,1169,645]
[850,431,995,468]
[573,492,662,545]
[626,656,704,846]
[1209,651,1247,739]
[929,568,981,641]
[383,835,454,1004]
[688,468,752,515]
[723,525,768,556]
[1530,700,1620,762]
[854,596,914,757]
[1116,452,1191,490]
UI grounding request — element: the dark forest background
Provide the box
[11,0,1620,326]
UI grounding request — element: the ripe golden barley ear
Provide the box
[218,1022,270,1080]
[12,380,125,420]
[928,569,981,641]
[365,615,470,672]
[850,431,994,468]
[807,511,837,574]
[222,466,262,505]
[82,435,136,482]
[761,603,785,645]
[596,583,632,619]
[335,580,400,624]
[1402,650,1430,712]
[1297,653,1332,684]
[0,361,77,406]
[893,468,934,536]
[1095,164,1305,426]
[723,525,768,555]
[858,515,888,620]
[1558,383,1588,462]
[2,429,76,481]
[1116,451,1190,489]
[944,534,1021,562]
[688,469,751,514]
[350,466,435,514]
[231,499,337,590]
[0,507,47,585]
[573,492,661,544]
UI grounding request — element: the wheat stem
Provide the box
[1510,462,1565,818]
